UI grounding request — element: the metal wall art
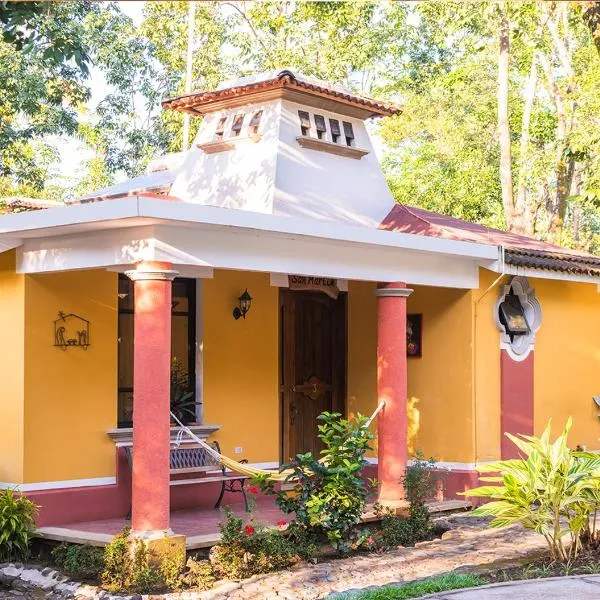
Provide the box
[54,311,90,350]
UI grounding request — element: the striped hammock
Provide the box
[169,401,384,482]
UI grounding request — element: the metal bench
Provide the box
[124,440,249,514]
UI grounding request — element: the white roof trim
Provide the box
[0,195,498,261]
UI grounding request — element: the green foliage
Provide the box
[0,488,38,561]
[178,557,215,591]
[170,358,197,424]
[338,573,485,599]
[257,411,374,554]
[463,418,600,562]
[375,454,437,549]
[210,508,297,580]
[101,528,131,592]
[51,543,104,581]
[101,528,187,594]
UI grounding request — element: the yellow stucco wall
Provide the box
[202,270,280,463]
[0,251,25,483]
[23,270,118,482]
[472,269,503,462]
[406,285,474,462]
[533,278,600,449]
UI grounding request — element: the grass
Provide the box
[340,573,485,599]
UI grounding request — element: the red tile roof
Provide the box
[381,204,600,278]
[162,70,402,118]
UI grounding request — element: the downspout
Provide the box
[471,246,507,467]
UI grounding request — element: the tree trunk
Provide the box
[497,5,517,231]
[581,1,600,57]
[515,49,538,236]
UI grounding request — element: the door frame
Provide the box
[278,288,348,462]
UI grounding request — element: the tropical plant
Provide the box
[209,507,297,580]
[462,418,600,561]
[0,488,38,561]
[170,358,197,424]
[257,411,375,554]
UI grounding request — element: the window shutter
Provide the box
[231,113,245,135]
[314,114,326,133]
[298,110,311,129]
[215,117,227,138]
[329,119,341,137]
[249,110,263,132]
[343,121,354,140]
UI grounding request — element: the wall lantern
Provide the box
[499,293,530,337]
[233,289,252,320]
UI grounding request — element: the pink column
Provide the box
[375,281,412,508]
[125,261,178,534]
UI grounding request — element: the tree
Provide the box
[0,1,96,197]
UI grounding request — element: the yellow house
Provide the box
[2,70,600,540]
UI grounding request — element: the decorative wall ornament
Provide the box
[54,311,90,350]
[494,276,541,361]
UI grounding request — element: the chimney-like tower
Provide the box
[163,69,401,227]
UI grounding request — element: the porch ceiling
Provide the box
[0,196,499,288]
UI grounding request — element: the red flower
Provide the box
[247,486,259,494]
[276,520,287,527]
[244,525,255,535]
[366,536,375,546]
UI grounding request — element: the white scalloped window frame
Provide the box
[494,276,542,362]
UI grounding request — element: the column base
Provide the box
[129,530,186,568]
[377,498,410,516]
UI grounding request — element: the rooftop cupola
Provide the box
[163,69,402,226]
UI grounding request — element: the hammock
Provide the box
[169,401,384,482]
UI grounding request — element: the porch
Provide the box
[34,496,471,550]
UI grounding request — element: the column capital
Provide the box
[374,284,413,298]
[125,261,178,282]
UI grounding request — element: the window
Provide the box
[329,119,341,143]
[231,113,245,136]
[215,116,227,141]
[117,274,196,428]
[314,114,326,140]
[249,110,263,135]
[298,110,311,136]
[343,121,355,147]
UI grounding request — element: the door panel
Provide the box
[280,290,346,460]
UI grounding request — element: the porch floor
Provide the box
[34,498,471,550]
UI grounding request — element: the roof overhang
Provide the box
[0,196,498,289]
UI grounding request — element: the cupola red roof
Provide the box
[162,69,402,120]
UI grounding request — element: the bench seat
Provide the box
[124,440,249,514]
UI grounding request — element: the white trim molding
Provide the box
[0,476,117,492]
[494,276,542,361]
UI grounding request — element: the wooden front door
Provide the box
[280,290,347,461]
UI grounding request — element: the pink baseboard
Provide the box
[28,452,482,527]
[28,448,248,527]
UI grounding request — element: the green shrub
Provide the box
[179,557,215,591]
[0,489,38,561]
[210,508,297,580]
[101,528,186,594]
[101,528,131,591]
[376,454,437,549]
[463,418,600,562]
[51,543,104,581]
[257,411,375,554]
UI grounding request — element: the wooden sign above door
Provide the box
[288,275,340,299]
